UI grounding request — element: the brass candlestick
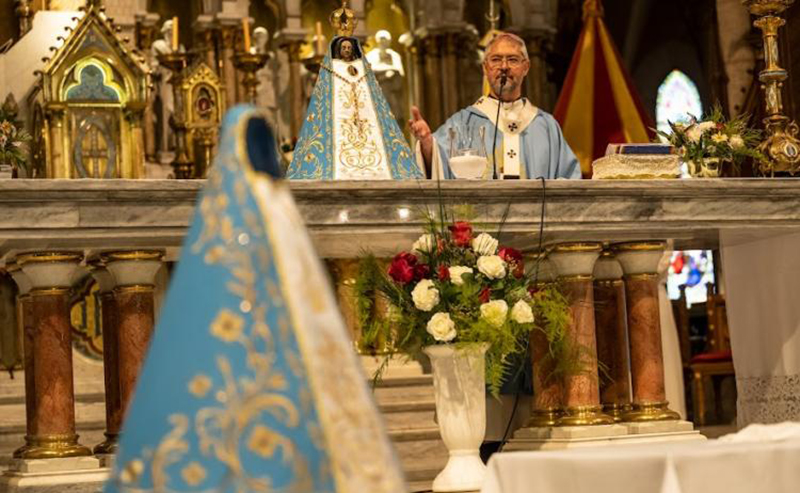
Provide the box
[232,52,270,105]
[744,0,800,176]
[157,51,195,179]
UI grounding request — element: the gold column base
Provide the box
[524,408,563,428]
[13,434,92,459]
[602,403,632,423]
[623,401,681,422]
[556,405,615,426]
[93,433,119,455]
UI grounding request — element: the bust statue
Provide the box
[365,30,405,123]
[366,30,404,78]
[252,26,269,55]
[151,20,175,60]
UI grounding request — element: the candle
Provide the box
[171,16,178,52]
[315,21,324,56]
[242,18,251,53]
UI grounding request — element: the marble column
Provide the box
[613,242,680,422]
[89,264,121,455]
[524,253,563,427]
[6,262,33,458]
[14,252,91,459]
[548,243,614,426]
[102,251,164,426]
[593,251,632,422]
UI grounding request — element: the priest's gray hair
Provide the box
[485,32,529,61]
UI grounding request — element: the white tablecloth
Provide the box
[482,425,800,493]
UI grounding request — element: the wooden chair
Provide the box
[689,283,734,426]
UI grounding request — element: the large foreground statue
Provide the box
[105,106,405,492]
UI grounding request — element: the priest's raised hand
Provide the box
[408,106,434,176]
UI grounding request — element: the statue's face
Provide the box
[340,40,354,61]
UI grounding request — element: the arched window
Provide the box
[656,70,703,135]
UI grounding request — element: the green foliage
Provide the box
[656,104,765,173]
[0,110,31,174]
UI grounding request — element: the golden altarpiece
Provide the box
[181,61,225,178]
[30,5,148,179]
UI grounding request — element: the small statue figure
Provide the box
[366,30,404,78]
[365,30,405,123]
[150,20,180,162]
[252,26,269,55]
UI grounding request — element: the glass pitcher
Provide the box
[448,125,489,179]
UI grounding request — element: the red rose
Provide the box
[449,221,473,247]
[414,263,431,281]
[388,252,417,284]
[438,265,450,281]
[499,247,524,278]
[479,287,491,303]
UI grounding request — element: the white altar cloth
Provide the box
[482,425,800,493]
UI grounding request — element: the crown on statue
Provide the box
[330,0,357,37]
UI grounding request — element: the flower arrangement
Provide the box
[357,213,573,395]
[657,106,764,177]
[0,113,31,177]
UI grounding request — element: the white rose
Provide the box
[411,279,440,312]
[510,300,534,324]
[730,135,745,149]
[698,121,717,133]
[472,233,498,256]
[449,265,473,286]
[480,300,508,328]
[477,255,507,279]
[426,312,457,342]
[413,234,435,254]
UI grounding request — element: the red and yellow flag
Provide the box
[554,0,654,177]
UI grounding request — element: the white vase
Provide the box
[423,342,489,492]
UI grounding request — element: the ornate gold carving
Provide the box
[612,241,666,252]
[622,401,681,422]
[330,1,357,37]
[14,433,92,459]
[101,250,164,262]
[114,285,156,295]
[16,252,83,265]
[552,242,603,253]
[556,405,615,426]
[525,408,563,428]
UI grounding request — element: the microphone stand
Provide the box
[491,72,508,180]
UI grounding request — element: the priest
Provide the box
[409,32,581,180]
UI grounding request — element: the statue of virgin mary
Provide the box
[104,106,406,492]
[287,3,422,180]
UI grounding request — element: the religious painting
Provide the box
[69,109,120,178]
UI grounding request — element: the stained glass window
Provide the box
[655,70,702,135]
[667,250,715,306]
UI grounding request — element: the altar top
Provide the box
[0,178,798,260]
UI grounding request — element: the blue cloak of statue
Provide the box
[287,37,423,180]
[105,106,406,493]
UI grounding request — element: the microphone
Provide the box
[491,71,509,180]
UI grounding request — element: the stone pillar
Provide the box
[548,243,613,426]
[419,33,444,129]
[45,104,67,178]
[102,251,164,426]
[593,250,632,422]
[279,39,306,141]
[613,242,680,422]
[89,264,121,455]
[219,25,238,108]
[7,263,33,458]
[521,30,555,111]
[524,254,563,427]
[14,252,91,459]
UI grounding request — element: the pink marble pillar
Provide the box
[614,242,680,422]
[14,252,91,459]
[102,251,164,428]
[548,243,613,426]
[524,254,563,427]
[593,251,632,422]
[89,264,121,455]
